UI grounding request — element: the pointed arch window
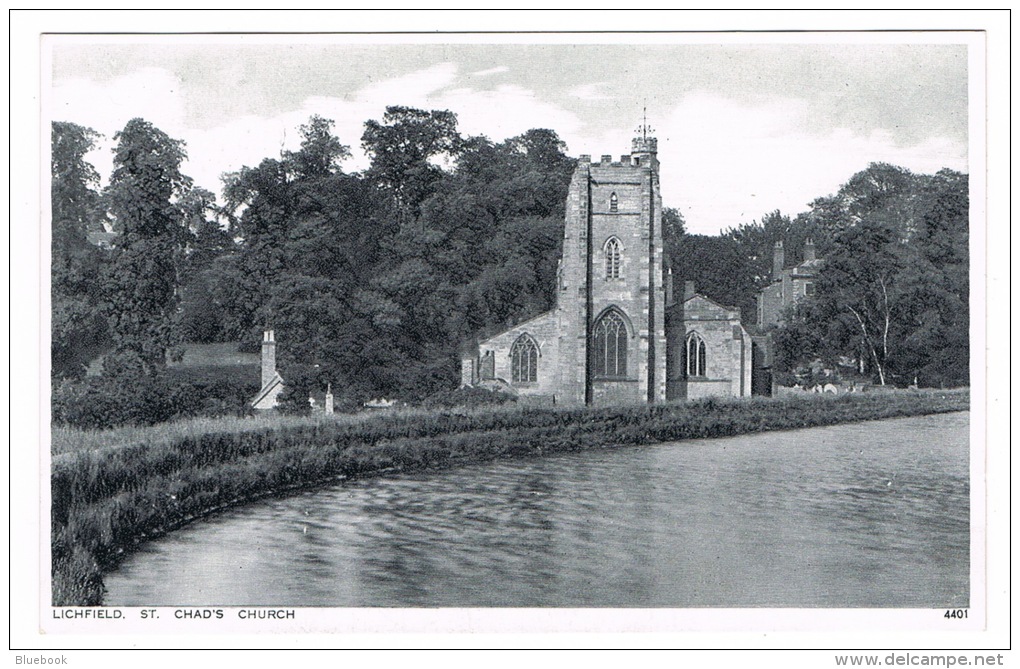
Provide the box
[604,237,622,279]
[609,192,619,212]
[686,332,707,378]
[511,334,539,383]
[593,310,628,378]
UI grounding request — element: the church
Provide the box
[460,132,763,407]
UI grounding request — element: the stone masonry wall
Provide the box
[476,311,560,400]
[555,164,591,406]
[475,142,666,407]
[682,295,751,400]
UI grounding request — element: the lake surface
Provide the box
[105,412,969,608]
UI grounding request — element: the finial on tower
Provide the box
[635,103,655,140]
[631,104,658,159]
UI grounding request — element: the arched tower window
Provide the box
[604,237,622,279]
[686,332,707,378]
[593,310,628,378]
[510,334,539,383]
[609,192,619,212]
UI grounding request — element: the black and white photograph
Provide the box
[11,9,1009,661]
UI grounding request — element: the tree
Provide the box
[725,210,828,288]
[362,106,461,224]
[661,207,686,263]
[892,169,969,386]
[283,115,351,180]
[671,234,760,319]
[789,222,903,385]
[51,121,109,379]
[838,162,921,237]
[774,166,969,388]
[801,163,929,242]
[180,187,233,272]
[51,121,102,254]
[103,118,192,367]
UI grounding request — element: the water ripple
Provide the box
[105,412,970,608]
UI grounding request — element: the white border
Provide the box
[11,9,1010,655]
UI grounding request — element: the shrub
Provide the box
[421,385,518,409]
[52,352,175,429]
[52,353,260,429]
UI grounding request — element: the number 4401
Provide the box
[944,609,968,619]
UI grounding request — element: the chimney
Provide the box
[773,241,785,280]
[261,330,276,387]
[804,238,816,262]
[684,280,696,301]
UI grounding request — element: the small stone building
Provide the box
[461,133,755,406]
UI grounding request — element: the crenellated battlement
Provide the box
[576,137,658,168]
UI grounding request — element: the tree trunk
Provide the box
[848,304,885,385]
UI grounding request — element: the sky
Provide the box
[47,37,970,235]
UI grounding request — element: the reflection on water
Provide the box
[105,412,969,608]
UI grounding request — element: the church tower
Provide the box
[465,122,754,406]
[555,129,667,406]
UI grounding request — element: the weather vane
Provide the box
[636,104,654,139]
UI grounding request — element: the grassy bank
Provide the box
[51,389,968,606]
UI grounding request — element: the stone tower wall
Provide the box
[554,163,592,406]
[555,149,666,407]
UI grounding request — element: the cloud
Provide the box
[469,66,508,77]
[568,82,612,101]
[51,67,188,187]
[353,62,459,105]
[432,84,583,144]
[653,92,967,234]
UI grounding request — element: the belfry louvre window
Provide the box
[604,237,622,279]
[686,333,707,377]
[593,311,628,377]
[609,192,619,212]
[511,335,539,383]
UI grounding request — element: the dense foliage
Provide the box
[51,122,110,379]
[51,111,574,425]
[769,167,969,387]
[672,163,968,388]
[51,112,969,428]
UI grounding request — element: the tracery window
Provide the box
[510,335,539,383]
[604,237,622,279]
[593,310,628,378]
[686,332,707,378]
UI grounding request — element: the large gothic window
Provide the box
[511,334,539,383]
[686,332,707,377]
[604,237,622,279]
[593,310,628,378]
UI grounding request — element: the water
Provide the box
[104,412,969,608]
